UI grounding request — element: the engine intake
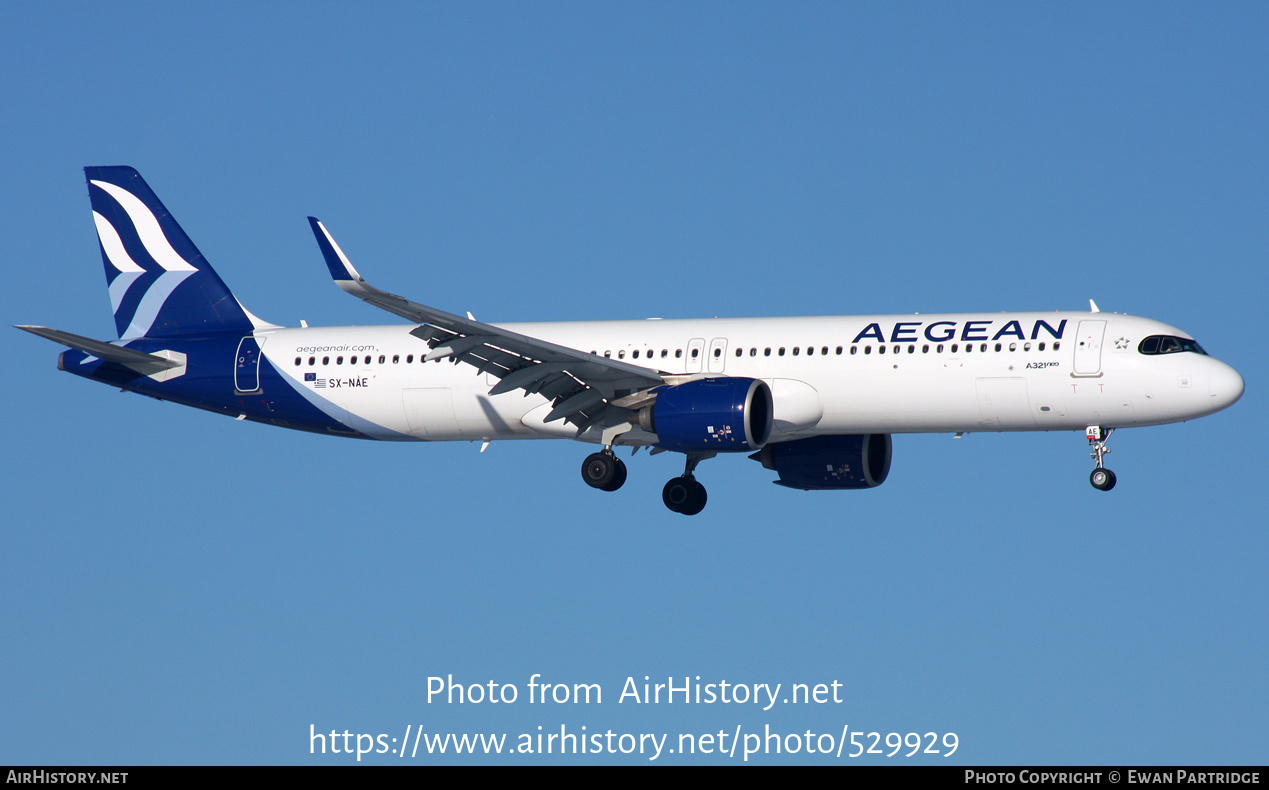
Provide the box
[751,434,892,490]
[640,377,773,453]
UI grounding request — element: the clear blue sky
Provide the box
[2,2,1265,765]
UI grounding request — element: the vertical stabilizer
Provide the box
[85,166,267,338]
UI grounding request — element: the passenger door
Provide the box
[234,336,264,393]
[1072,320,1106,376]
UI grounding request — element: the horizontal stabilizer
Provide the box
[16,325,183,376]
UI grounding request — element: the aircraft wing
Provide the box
[308,218,665,433]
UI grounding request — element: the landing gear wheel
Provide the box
[662,476,707,515]
[602,458,627,492]
[582,452,626,491]
[680,481,707,515]
[662,477,689,512]
[1090,468,1117,491]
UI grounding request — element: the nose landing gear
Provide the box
[1086,426,1116,491]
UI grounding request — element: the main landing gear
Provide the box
[580,448,714,516]
[662,477,707,516]
[659,453,710,517]
[1086,426,1117,491]
[581,450,627,492]
[661,452,713,516]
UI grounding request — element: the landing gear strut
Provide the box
[1086,426,1116,491]
[662,453,713,516]
[581,450,627,492]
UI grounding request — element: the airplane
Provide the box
[18,167,1245,515]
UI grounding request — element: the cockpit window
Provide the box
[1138,335,1206,356]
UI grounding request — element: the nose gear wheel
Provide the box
[1086,426,1116,491]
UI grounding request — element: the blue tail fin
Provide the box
[85,166,268,338]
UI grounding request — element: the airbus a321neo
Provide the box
[18,168,1245,515]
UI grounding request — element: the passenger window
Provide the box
[750,348,757,357]
[850,346,858,355]
[734,348,742,357]
[309,357,315,366]
[407,354,414,363]
[690,349,698,358]
[675,349,682,358]
[994,343,1002,352]
[836,346,843,355]
[778,347,786,356]
[908,345,915,354]
[1054,342,1061,350]
[1038,342,1045,351]
[632,350,640,359]
[294,357,301,366]
[337,356,344,365]
[879,345,886,355]
[714,348,721,358]
[379,355,386,364]
[618,350,625,359]
[393,355,399,363]
[793,347,800,356]
[322,356,329,365]
[764,348,771,357]
[950,344,958,353]
[922,345,929,353]
[980,343,987,352]
[864,346,872,355]
[1024,342,1031,351]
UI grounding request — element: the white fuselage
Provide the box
[257,311,1244,445]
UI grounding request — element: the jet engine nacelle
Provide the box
[750,434,892,490]
[640,377,773,453]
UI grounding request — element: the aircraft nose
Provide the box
[1208,359,1245,411]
